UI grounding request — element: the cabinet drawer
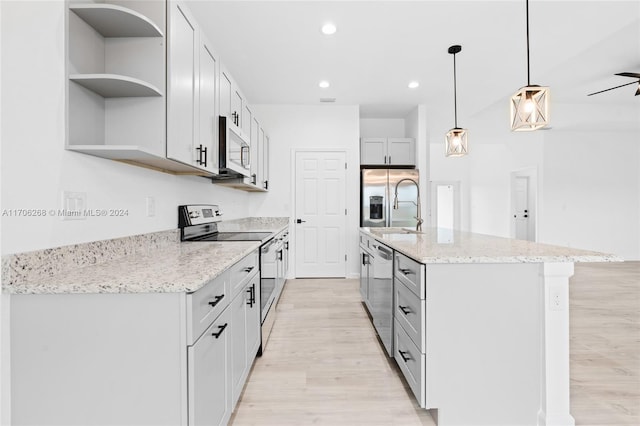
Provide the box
[394,279,426,351]
[394,252,425,299]
[188,270,230,344]
[229,250,259,296]
[394,318,426,407]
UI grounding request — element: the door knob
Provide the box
[296,219,306,224]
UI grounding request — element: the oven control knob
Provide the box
[189,211,200,219]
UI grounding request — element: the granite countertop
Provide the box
[3,217,290,295]
[361,227,621,264]
[6,241,261,295]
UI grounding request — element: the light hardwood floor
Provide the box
[230,262,639,426]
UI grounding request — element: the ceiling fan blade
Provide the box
[615,72,640,79]
[587,81,638,96]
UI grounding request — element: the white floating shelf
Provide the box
[69,4,163,38]
[67,146,215,176]
[69,74,163,98]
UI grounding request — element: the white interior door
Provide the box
[513,176,530,241]
[294,151,346,278]
[510,168,537,242]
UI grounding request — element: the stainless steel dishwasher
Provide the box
[370,242,394,356]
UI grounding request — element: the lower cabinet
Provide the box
[10,249,260,426]
[231,271,260,406]
[188,307,232,426]
[393,251,428,408]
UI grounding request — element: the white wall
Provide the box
[359,118,405,138]
[0,1,257,256]
[251,105,361,279]
[540,130,639,260]
[404,105,429,223]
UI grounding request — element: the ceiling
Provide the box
[186,0,640,130]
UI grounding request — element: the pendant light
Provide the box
[445,45,468,157]
[510,0,549,131]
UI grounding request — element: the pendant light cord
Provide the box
[453,52,458,128]
[526,0,531,85]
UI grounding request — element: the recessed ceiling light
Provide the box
[319,80,330,89]
[408,81,420,89]
[321,23,337,35]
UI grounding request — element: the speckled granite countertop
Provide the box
[361,227,621,264]
[3,217,289,295]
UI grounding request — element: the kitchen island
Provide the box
[360,227,620,426]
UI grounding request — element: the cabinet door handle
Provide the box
[202,146,207,168]
[384,155,387,164]
[399,268,413,276]
[246,286,254,307]
[398,350,411,363]
[284,241,289,250]
[399,305,411,315]
[243,266,254,274]
[251,174,257,185]
[211,323,228,339]
[263,180,269,190]
[276,250,283,261]
[388,156,391,164]
[208,294,225,307]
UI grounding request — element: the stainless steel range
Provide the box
[178,204,287,354]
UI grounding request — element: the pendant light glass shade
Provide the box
[445,127,468,157]
[510,85,549,131]
[510,0,549,131]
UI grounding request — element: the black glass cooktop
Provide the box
[191,232,272,242]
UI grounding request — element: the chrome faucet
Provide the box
[393,178,423,231]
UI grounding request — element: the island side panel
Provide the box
[538,262,575,426]
[425,263,542,426]
[10,292,187,426]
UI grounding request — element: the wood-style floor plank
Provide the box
[231,262,639,425]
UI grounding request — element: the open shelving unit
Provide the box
[66,0,211,176]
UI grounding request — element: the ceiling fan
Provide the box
[587,72,640,97]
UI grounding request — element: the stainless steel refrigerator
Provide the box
[360,168,420,228]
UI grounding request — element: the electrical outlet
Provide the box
[549,286,564,311]
[62,191,86,221]
[146,196,155,217]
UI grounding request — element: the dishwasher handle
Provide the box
[376,245,392,260]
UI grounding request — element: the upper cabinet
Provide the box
[66,0,211,175]
[361,137,415,166]
[166,1,219,173]
[66,0,271,187]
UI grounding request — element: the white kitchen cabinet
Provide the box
[66,0,215,175]
[230,272,261,406]
[10,249,261,426]
[360,137,415,166]
[188,307,232,426]
[392,251,427,406]
[220,65,245,130]
[262,132,270,190]
[166,0,219,173]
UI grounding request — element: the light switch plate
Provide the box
[146,196,155,217]
[62,191,86,220]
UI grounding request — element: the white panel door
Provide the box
[514,176,530,241]
[295,151,346,278]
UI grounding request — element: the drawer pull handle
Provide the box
[399,268,413,275]
[211,323,228,339]
[399,305,411,315]
[208,294,225,307]
[398,350,411,363]
[243,266,254,273]
[246,284,256,307]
